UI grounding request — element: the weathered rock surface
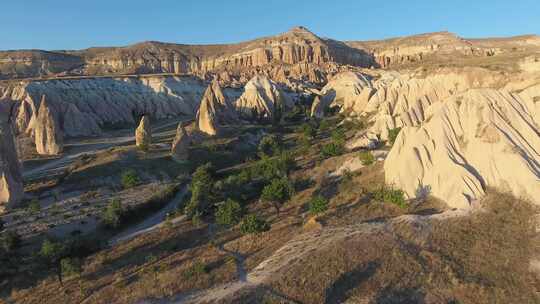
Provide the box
[310,96,324,118]
[196,80,237,135]
[385,89,540,208]
[171,123,191,162]
[320,72,372,111]
[135,115,152,149]
[0,27,375,81]
[235,75,293,120]
[0,100,23,212]
[1,75,208,137]
[34,96,64,155]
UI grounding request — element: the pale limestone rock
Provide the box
[34,96,63,155]
[385,89,540,209]
[135,115,152,149]
[1,76,206,137]
[171,123,191,162]
[320,72,372,111]
[235,75,293,120]
[310,96,324,118]
[0,101,23,212]
[345,132,380,150]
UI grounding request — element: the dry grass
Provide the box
[263,191,539,304]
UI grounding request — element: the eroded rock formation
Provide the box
[34,96,64,155]
[384,89,540,208]
[171,123,191,162]
[235,75,292,120]
[0,101,23,212]
[135,115,152,149]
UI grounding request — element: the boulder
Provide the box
[135,115,152,149]
[171,123,191,162]
[34,95,64,155]
[384,89,540,209]
[0,100,23,212]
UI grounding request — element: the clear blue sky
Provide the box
[1,0,538,51]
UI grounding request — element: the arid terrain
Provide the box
[0,26,539,304]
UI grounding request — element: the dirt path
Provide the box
[109,187,188,246]
[158,207,475,304]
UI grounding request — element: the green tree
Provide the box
[185,163,214,217]
[261,177,294,215]
[240,214,270,235]
[101,199,125,229]
[309,195,329,215]
[121,170,139,189]
[215,199,242,227]
[258,134,282,157]
[388,127,402,146]
[40,239,67,285]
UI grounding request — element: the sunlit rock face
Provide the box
[0,101,23,212]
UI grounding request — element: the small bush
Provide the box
[27,199,41,214]
[321,142,344,158]
[358,151,375,166]
[373,186,407,209]
[240,214,270,235]
[121,170,139,189]
[101,199,125,228]
[387,127,402,146]
[0,231,21,252]
[216,199,242,227]
[61,257,82,278]
[299,122,317,140]
[309,195,329,215]
[183,261,208,279]
[331,128,346,145]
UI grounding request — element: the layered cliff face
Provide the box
[347,32,540,69]
[1,75,208,137]
[384,89,540,208]
[0,27,375,82]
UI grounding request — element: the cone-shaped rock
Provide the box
[0,101,23,212]
[135,115,152,149]
[196,81,229,136]
[171,123,191,162]
[34,95,64,155]
[310,96,325,118]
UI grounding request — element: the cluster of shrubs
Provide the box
[373,186,407,209]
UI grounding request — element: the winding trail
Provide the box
[156,207,477,304]
[109,187,188,246]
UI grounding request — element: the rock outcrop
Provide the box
[310,96,325,118]
[235,75,292,120]
[34,96,64,155]
[135,115,152,149]
[320,72,373,111]
[384,89,540,208]
[0,75,208,137]
[171,123,191,162]
[0,101,23,212]
[196,80,237,136]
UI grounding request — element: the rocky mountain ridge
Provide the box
[2,27,538,81]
